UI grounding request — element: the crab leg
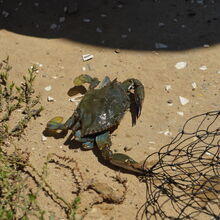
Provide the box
[96,132,145,174]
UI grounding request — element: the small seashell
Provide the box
[192,82,197,89]
[177,111,184,116]
[175,61,187,69]
[44,85,52,91]
[165,85,171,92]
[179,96,189,105]
[47,96,55,102]
[41,135,47,141]
[199,65,207,71]
[82,54,94,61]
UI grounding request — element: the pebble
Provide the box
[177,111,184,116]
[128,28,132,32]
[41,135,47,141]
[175,61,187,69]
[47,96,55,102]
[148,141,155,144]
[44,85,52,91]
[101,14,107,18]
[199,65,207,71]
[155,42,168,49]
[217,71,220,74]
[82,54,94,61]
[179,96,189,105]
[82,66,86,71]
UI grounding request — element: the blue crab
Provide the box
[46,74,145,174]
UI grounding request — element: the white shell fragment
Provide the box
[177,111,184,116]
[175,61,187,69]
[44,85,52,91]
[165,85,171,92]
[155,42,168,49]
[179,96,189,105]
[191,82,197,89]
[159,129,172,136]
[199,65,207,71]
[82,54,94,61]
[47,96,55,102]
[41,135,47,141]
[69,95,84,105]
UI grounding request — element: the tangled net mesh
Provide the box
[137,110,220,220]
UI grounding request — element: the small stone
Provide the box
[199,65,207,71]
[82,54,94,61]
[148,141,155,144]
[44,85,52,91]
[175,61,187,69]
[177,111,184,116]
[47,96,55,102]
[41,135,47,141]
[128,27,132,32]
[155,42,168,49]
[179,96,189,105]
[82,66,86,71]
[217,71,220,74]
[101,14,107,18]
[34,2,39,7]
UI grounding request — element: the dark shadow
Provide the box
[67,86,87,97]
[1,0,220,51]
[43,128,68,139]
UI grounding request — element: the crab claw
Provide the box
[73,74,100,89]
[110,153,146,174]
[46,116,64,130]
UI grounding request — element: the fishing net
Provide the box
[137,110,220,220]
